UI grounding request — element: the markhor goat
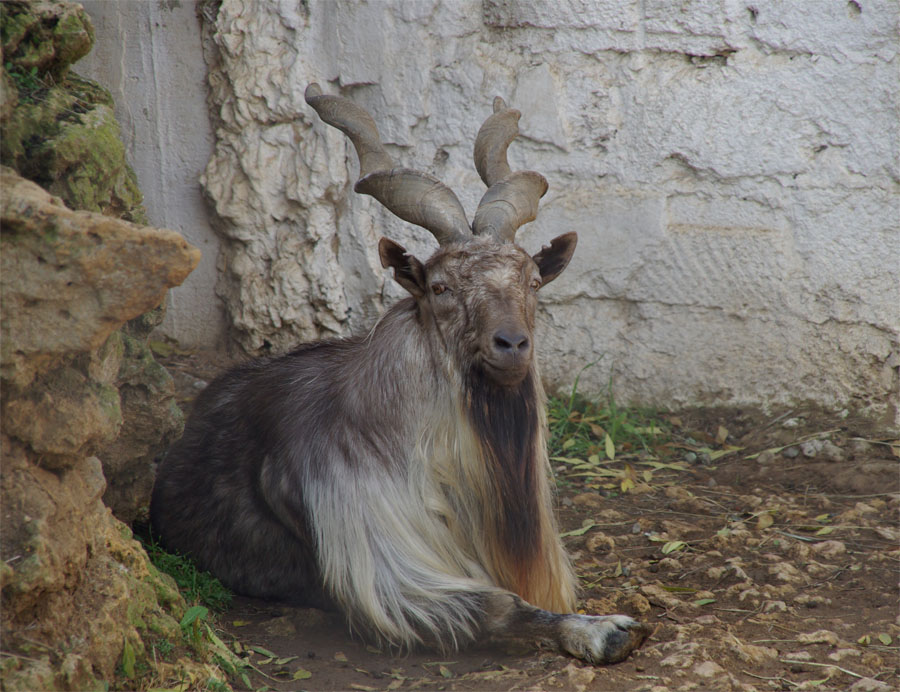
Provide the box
[150,84,652,664]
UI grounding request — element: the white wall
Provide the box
[79,0,900,422]
[77,0,227,350]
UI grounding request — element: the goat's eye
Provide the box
[530,278,542,291]
[431,283,448,295]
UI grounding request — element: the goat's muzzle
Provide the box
[483,324,533,386]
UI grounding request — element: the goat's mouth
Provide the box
[478,324,533,386]
[480,357,531,387]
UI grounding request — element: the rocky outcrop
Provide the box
[1,1,191,522]
[1,173,197,387]
[0,171,202,691]
[0,3,216,689]
[0,172,201,691]
[0,171,199,520]
[0,440,186,690]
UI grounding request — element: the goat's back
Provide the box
[150,342,363,606]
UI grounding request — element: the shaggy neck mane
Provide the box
[464,367,543,595]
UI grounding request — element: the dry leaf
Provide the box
[605,433,616,460]
[560,520,597,538]
[716,425,729,444]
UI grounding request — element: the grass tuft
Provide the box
[547,365,672,493]
[139,534,232,613]
[548,367,669,460]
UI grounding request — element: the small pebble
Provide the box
[756,450,776,465]
[801,439,825,457]
[821,441,844,462]
[782,446,800,458]
[683,451,698,464]
[764,600,788,613]
[848,438,872,456]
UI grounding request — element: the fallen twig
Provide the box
[742,669,798,687]
[780,659,865,679]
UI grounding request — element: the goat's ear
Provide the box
[379,237,427,297]
[532,232,577,286]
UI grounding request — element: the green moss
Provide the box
[1,5,139,221]
[141,537,233,613]
[124,304,167,339]
[0,6,37,55]
[0,653,57,692]
[95,381,124,431]
[95,330,126,370]
[0,2,93,79]
[0,70,147,223]
[65,72,114,108]
[51,11,94,69]
[15,34,54,72]
[126,599,148,632]
[0,86,67,165]
[118,522,134,541]
[144,565,186,613]
[146,611,181,640]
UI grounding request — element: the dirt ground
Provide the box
[161,351,899,692]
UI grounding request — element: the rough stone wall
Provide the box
[201,0,897,420]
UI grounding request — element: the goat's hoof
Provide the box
[558,614,655,665]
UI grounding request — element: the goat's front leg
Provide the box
[481,592,654,665]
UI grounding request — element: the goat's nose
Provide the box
[493,328,530,354]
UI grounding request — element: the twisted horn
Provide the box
[474,96,517,187]
[305,83,471,246]
[472,96,548,243]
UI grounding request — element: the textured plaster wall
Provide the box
[87,0,900,420]
[77,0,227,349]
